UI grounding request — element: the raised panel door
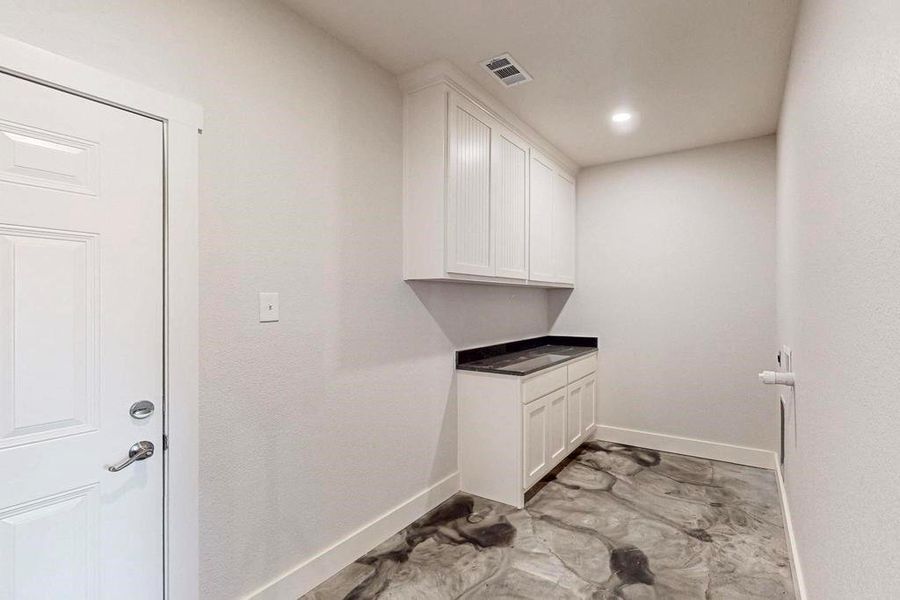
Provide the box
[566,381,584,451]
[547,388,568,465]
[523,397,549,489]
[580,375,596,437]
[0,73,163,598]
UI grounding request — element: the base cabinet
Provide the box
[547,388,568,464]
[564,374,596,452]
[459,353,598,508]
[523,386,568,490]
[580,375,596,437]
[523,397,549,489]
[565,380,584,451]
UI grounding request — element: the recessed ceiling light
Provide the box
[610,108,640,134]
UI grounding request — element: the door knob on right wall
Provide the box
[759,371,795,386]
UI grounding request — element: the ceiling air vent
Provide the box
[481,53,532,88]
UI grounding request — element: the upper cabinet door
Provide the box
[492,129,529,280]
[446,93,495,276]
[553,172,576,284]
[528,153,556,282]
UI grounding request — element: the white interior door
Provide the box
[0,73,163,599]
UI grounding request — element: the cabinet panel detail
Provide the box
[523,398,548,488]
[554,172,576,283]
[528,155,555,282]
[547,389,568,464]
[493,132,528,279]
[581,375,596,436]
[447,98,493,276]
[566,381,583,451]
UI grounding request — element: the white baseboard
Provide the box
[245,472,460,600]
[593,424,778,470]
[775,461,807,600]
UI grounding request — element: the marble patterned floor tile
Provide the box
[301,439,796,600]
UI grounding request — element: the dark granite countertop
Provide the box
[456,336,597,376]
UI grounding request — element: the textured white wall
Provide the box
[778,0,900,596]
[0,2,550,598]
[551,137,778,452]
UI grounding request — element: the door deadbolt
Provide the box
[129,400,155,419]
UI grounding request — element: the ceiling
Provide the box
[283,0,799,166]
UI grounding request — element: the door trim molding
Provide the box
[0,34,202,600]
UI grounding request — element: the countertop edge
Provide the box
[456,335,598,367]
[456,348,597,377]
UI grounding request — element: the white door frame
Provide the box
[0,34,202,600]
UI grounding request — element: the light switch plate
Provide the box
[259,292,279,322]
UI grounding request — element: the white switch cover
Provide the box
[259,292,279,322]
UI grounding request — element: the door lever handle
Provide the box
[108,441,155,472]
[758,371,795,386]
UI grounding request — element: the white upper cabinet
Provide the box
[529,152,576,285]
[554,170,577,284]
[492,129,530,280]
[402,66,576,288]
[447,93,495,276]
[446,93,529,279]
[528,154,556,283]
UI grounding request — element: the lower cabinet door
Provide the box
[566,381,583,451]
[523,397,549,489]
[547,388,568,464]
[580,375,596,437]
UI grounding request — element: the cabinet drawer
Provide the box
[567,354,597,382]
[522,367,567,403]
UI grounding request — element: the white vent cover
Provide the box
[481,53,532,88]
